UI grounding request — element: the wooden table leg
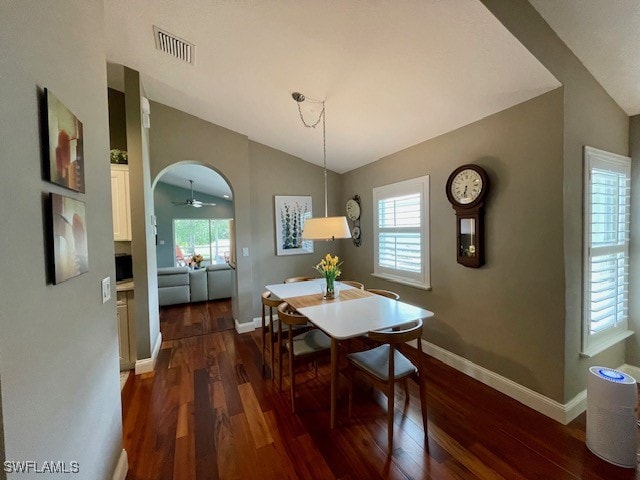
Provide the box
[330,337,338,429]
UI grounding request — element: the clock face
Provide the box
[346,199,361,220]
[450,169,483,205]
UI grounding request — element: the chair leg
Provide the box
[270,335,276,381]
[278,333,283,392]
[289,348,296,414]
[261,309,266,376]
[418,373,428,439]
[387,383,395,456]
[403,378,409,399]
[347,364,354,419]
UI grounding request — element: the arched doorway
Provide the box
[153,163,234,269]
[152,162,237,337]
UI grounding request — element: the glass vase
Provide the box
[323,276,335,300]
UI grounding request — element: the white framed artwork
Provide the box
[275,195,314,256]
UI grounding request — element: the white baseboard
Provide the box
[412,339,586,425]
[235,318,255,334]
[618,363,640,382]
[251,314,279,329]
[135,332,162,375]
[235,314,280,333]
[112,449,128,480]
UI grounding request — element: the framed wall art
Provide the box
[275,195,313,256]
[49,192,89,284]
[44,88,85,192]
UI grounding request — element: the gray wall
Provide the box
[154,181,234,268]
[249,141,345,318]
[149,101,346,323]
[0,373,4,480]
[482,0,630,403]
[343,90,566,400]
[149,101,253,324]
[0,1,122,477]
[126,68,160,359]
[629,115,640,366]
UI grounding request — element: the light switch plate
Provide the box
[242,247,249,257]
[102,277,111,303]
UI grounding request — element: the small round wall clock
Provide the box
[346,195,362,247]
[445,164,489,268]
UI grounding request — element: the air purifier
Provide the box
[586,366,637,468]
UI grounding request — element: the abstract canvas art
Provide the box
[45,89,85,192]
[275,195,313,256]
[50,193,89,284]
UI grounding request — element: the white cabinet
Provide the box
[111,164,131,241]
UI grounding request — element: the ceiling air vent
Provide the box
[153,26,195,65]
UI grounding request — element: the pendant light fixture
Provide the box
[292,92,351,241]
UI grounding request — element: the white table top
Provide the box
[265,279,355,299]
[297,295,434,340]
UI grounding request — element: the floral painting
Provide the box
[45,88,85,192]
[275,196,313,256]
[50,193,89,284]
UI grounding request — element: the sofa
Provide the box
[206,264,232,300]
[157,267,190,306]
[157,264,232,306]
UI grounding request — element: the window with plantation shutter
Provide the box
[582,147,633,357]
[373,176,430,290]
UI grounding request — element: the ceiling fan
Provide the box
[172,180,216,208]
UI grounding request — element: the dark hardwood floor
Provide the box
[160,299,235,341]
[122,300,639,479]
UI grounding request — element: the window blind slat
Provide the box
[585,152,630,338]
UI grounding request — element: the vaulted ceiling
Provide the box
[106,0,639,179]
[104,0,562,174]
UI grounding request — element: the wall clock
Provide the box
[445,164,489,268]
[346,195,362,247]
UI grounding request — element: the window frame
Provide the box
[173,217,232,267]
[581,146,633,357]
[372,175,430,290]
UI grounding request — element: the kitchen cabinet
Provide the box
[111,164,131,241]
[116,284,135,370]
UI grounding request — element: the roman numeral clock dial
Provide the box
[445,164,489,268]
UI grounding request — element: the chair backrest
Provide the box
[368,318,423,345]
[366,288,400,301]
[284,276,316,284]
[341,280,364,290]
[261,290,282,308]
[277,302,310,327]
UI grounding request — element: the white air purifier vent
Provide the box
[586,366,638,468]
[153,26,195,65]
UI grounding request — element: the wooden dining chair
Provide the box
[341,280,365,290]
[261,291,311,385]
[277,302,331,413]
[346,318,427,455]
[366,288,400,300]
[261,291,283,380]
[284,276,316,283]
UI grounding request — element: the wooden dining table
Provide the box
[265,279,435,428]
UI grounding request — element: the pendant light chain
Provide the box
[322,104,327,217]
[296,101,328,217]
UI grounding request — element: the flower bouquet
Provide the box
[314,253,343,299]
[189,254,204,269]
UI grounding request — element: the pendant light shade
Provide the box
[292,91,352,242]
[301,216,351,241]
